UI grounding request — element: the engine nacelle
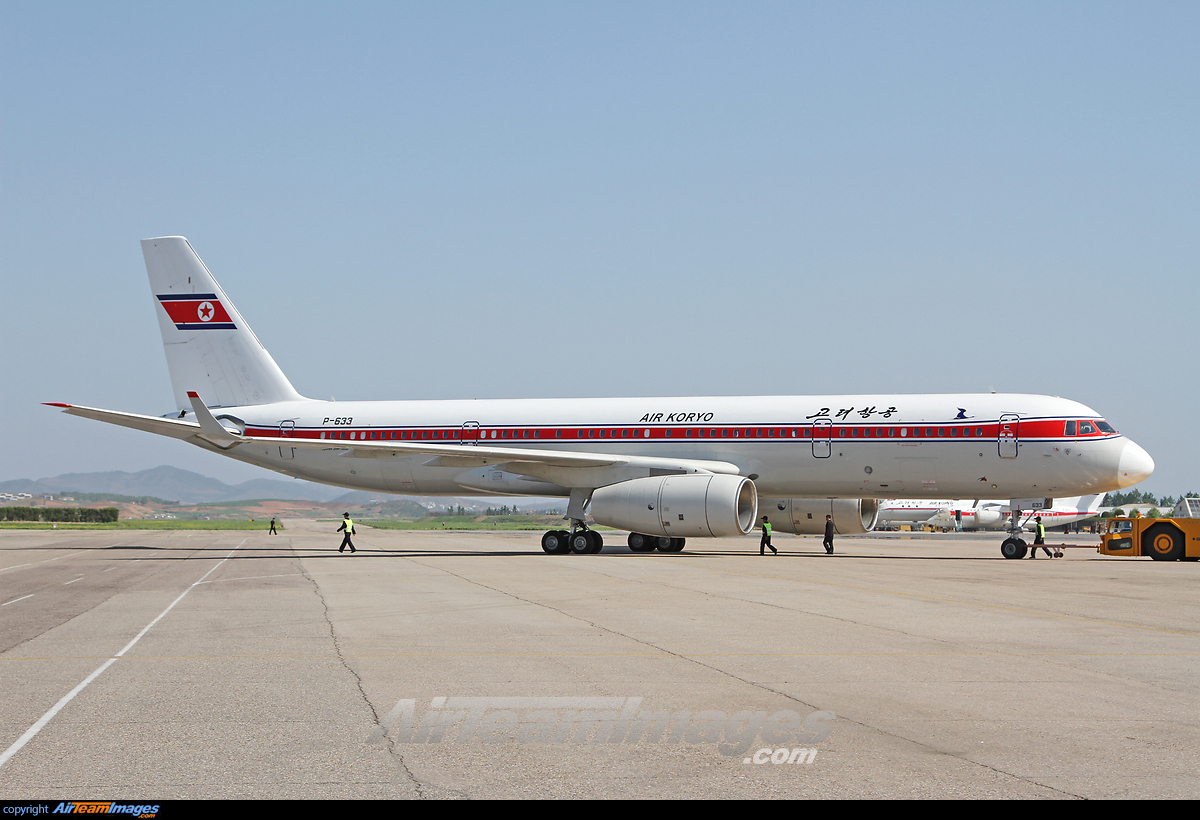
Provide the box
[759,498,880,535]
[973,507,1005,529]
[590,474,758,538]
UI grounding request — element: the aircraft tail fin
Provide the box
[1054,495,1104,512]
[142,237,304,410]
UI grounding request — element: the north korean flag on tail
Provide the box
[157,293,237,330]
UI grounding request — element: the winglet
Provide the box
[187,391,242,442]
[44,403,73,408]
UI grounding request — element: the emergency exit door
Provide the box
[278,420,295,459]
[461,421,481,445]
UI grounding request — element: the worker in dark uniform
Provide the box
[337,513,357,553]
[1029,515,1052,558]
[823,514,835,554]
[760,516,777,555]
[269,517,277,535]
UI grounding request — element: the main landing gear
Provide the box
[539,529,686,554]
[541,489,606,554]
[541,528,602,554]
[627,532,685,553]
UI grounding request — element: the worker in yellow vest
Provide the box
[1029,515,1052,558]
[760,516,777,555]
[337,513,357,553]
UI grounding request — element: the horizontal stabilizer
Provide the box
[45,403,201,440]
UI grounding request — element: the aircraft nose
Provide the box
[1116,440,1155,488]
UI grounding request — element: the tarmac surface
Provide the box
[0,523,1197,800]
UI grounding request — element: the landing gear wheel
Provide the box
[1001,538,1028,560]
[569,531,593,554]
[586,531,604,554]
[628,533,655,552]
[1143,524,1184,561]
[654,536,675,552]
[541,530,570,554]
[668,538,685,552]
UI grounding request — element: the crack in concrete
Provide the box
[402,552,1086,798]
[294,544,428,798]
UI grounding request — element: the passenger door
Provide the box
[998,414,1019,458]
[812,418,832,458]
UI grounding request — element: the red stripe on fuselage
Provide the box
[242,417,1119,445]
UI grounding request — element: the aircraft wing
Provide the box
[45,401,744,480]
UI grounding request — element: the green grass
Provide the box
[0,520,283,531]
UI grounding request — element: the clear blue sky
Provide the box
[2,2,1197,495]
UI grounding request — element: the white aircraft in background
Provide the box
[879,495,1105,531]
[47,238,1154,557]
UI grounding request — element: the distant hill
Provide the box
[0,466,348,505]
[0,465,567,511]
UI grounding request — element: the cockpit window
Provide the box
[1079,421,1096,435]
[1096,420,1116,434]
[1065,420,1077,436]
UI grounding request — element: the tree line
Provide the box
[1,506,119,523]
[1103,490,1198,508]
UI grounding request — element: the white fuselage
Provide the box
[196,392,1148,501]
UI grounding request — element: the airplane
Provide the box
[878,495,1105,532]
[46,237,1155,557]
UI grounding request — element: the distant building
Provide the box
[1172,498,1200,518]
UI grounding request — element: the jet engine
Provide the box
[759,498,880,535]
[972,506,1005,529]
[589,474,757,538]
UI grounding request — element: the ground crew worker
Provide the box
[337,513,357,553]
[1029,515,1052,558]
[269,517,277,535]
[823,515,835,554]
[760,516,777,555]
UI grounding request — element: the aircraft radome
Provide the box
[48,237,1155,557]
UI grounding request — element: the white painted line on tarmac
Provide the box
[0,539,247,769]
[0,551,88,573]
[63,577,83,585]
[2,595,34,606]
